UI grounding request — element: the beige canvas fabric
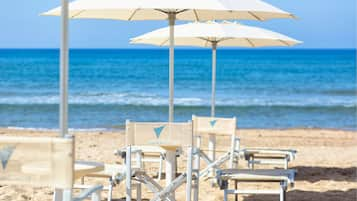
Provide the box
[0,136,74,189]
[192,116,236,136]
[125,121,193,148]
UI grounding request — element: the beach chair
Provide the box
[81,147,147,201]
[192,116,296,172]
[124,120,200,201]
[216,169,296,201]
[0,135,103,201]
[78,163,124,201]
[192,115,240,178]
[115,145,167,180]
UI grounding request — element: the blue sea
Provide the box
[0,49,356,130]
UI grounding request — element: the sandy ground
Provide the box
[0,128,356,201]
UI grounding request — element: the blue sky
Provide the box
[0,0,355,49]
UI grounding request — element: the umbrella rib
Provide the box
[197,37,215,47]
[204,39,209,47]
[193,10,199,21]
[70,10,85,18]
[278,39,291,46]
[160,38,170,46]
[154,9,187,14]
[248,11,264,21]
[217,37,233,43]
[154,9,168,14]
[198,37,212,43]
[245,38,256,47]
[128,8,140,21]
[177,9,189,14]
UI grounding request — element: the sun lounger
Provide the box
[216,169,296,201]
[0,135,103,201]
[240,148,297,169]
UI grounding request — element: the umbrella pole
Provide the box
[208,42,217,180]
[60,0,69,138]
[168,13,175,123]
[166,12,176,201]
[54,0,69,198]
[211,42,217,117]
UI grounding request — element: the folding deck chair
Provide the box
[0,135,103,201]
[192,116,297,174]
[192,116,240,178]
[124,121,200,201]
[81,148,146,201]
[115,145,167,180]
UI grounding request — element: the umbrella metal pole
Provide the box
[166,13,177,201]
[54,0,69,199]
[59,0,69,138]
[211,42,217,117]
[208,42,217,180]
[168,13,175,122]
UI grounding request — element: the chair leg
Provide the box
[53,189,63,201]
[107,178,113,201]
[229,135,236,169]
[62,189,72,201]
[136,183,142,201]
[251,156,255,170]
[126,146,132,201]
[91,189,101,201]
[186,147,193,201]
[158,155,163,181]
[280,181,287,201]
[223,189,228,201]
[193,138,201,201]
[234,181,238,201]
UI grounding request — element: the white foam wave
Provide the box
[6,127,110,132]
[0,93,355,107]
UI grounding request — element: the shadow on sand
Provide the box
[243,189,357,201]
[294,166,357,182]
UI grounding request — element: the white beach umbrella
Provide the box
[43,0,295,123]
[131,21,301,180]
[131,21,302,117]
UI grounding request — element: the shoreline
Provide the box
[2,126,356,133]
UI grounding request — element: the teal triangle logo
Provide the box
[154,126,165,139]
[210,120,217,127]
[0,145,15,170]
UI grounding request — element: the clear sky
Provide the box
[0,0,356,49]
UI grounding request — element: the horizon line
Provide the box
[0,47,356,51]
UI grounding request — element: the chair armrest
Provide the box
[73,185,103,201]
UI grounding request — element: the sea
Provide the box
[0,49,356,130]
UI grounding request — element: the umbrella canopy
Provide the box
[42,0,295,21]
[43,0,295,122]
[131,21,302,116]
[131,21,301,47]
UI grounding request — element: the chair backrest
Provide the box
[125,121,193,148]
[192,116,236,136]
[0,136,74,189]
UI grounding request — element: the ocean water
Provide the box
[0,49,356,130]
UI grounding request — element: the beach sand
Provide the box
[0,128,356,201]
